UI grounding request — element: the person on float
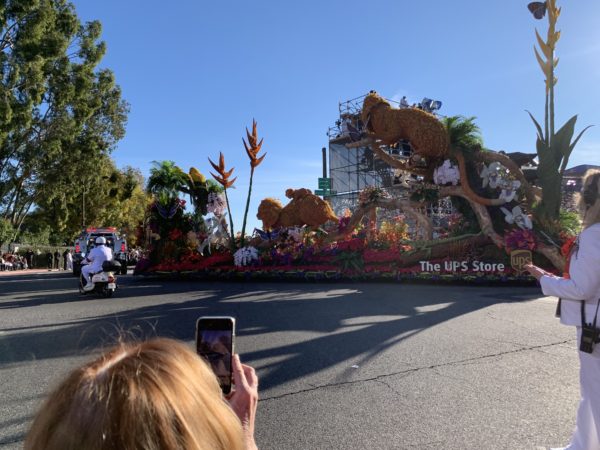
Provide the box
[525,169,600,450]
[80,236,113,291]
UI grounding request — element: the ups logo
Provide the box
[511,250,532,273]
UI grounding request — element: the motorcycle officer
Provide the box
[80,237,113,291]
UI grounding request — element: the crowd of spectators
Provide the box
[0,253,28,271]
[0,248,74,272]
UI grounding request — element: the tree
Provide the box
[0,0,128,234]
[22,163,151,244]
[0,218,15,248]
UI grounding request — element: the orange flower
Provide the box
[208,152,237,188]
[243,119,266,168]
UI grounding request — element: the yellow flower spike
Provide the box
[535,30,552,58]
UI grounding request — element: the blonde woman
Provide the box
[25,338,258,450]
[525,170,600,450]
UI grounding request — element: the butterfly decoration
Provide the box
[253,228,280,241]
[527,1,547,20]
[156,201,180,219]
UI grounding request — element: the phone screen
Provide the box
[196,317,235,394]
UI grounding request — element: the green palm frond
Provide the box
[442,116,484,150]
[146,160,188,196]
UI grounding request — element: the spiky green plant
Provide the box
[526,0,592,221]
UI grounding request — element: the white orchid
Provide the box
[433,159,460,186]
[480,162,504,188]
[234,246,259,267]
[500,206,533,230]
[206,192,227,216]
[199,216,229,254]
[498,179,521,203]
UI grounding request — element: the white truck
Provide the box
[73,227,129,276]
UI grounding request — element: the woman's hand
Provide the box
[523,263,550,281]
[226,354,259,450]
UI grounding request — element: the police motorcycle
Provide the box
[78,259,121,298]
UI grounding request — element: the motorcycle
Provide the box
[79,260,120,297]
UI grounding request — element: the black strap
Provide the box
[580,299,600,329]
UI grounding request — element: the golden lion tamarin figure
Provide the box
[257,188,338,230]
[256,198,284,231]
[361,92,449,159]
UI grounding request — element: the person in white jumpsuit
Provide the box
[525,170,600,450]
[81,237,113,291]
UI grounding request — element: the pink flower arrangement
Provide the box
[504,229,537,253]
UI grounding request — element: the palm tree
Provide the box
[146,161,188,197]
[442,116,483,150]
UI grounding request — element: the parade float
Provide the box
[134,0,591,283]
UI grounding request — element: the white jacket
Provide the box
[84,245,113,273]
[540,223,600,326]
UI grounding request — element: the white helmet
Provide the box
[95,237,107,245]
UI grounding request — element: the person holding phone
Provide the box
[24,338,259,450]
[524,170,600,450]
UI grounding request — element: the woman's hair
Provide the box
[24,338,244,450]
[579,169,600,229]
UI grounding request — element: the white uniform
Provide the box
[540,223,600,450]
[81,245,113,284]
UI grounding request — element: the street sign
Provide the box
[318,178,331,189]
[314,189,337,196]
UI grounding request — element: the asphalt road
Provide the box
[0,271,581,450]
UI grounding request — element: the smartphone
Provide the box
[195,316,235,394]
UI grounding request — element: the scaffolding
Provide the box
[325,92,451,237]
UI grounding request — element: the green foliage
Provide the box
[442,116,484,151]
[527,111,592,220]
[448,197,481,235]
[0,218,15,246]
[18,226,51,246]
[22,163,150,245]
[0,0,129,236]
[146,161,188,197]
[559,209,582,236]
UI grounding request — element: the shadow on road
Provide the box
[0,277,541,390]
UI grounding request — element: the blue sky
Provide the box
[71,0,600,231]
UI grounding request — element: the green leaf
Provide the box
[535,136,552,165]
[551,115,577,161]
[526,110,545,142]
[569,124,593,154]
